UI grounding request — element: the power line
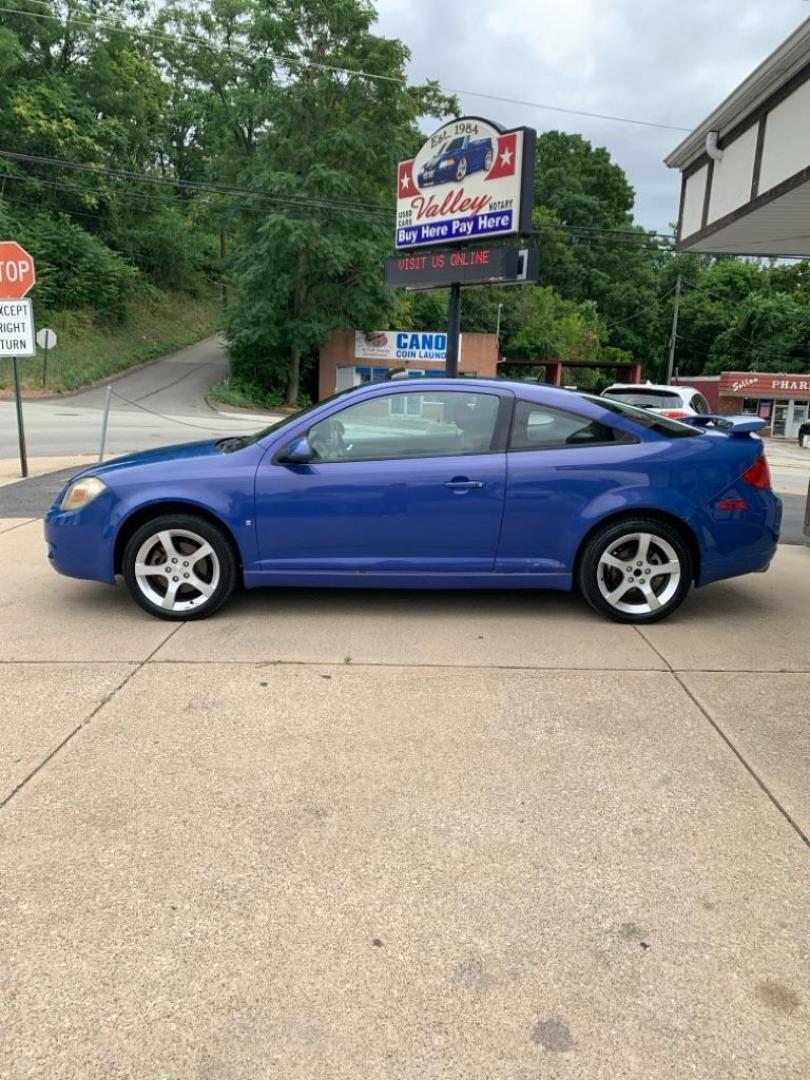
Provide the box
[3,1,694,133]
[0,148,680,246]
[0,149,394,219]
[0,169,398,227]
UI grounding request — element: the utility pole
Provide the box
[665,274,682,384]
[495,302,503,341]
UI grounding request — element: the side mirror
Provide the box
[283,435,314,464]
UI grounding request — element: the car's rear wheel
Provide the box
[122,513,238,621]
[578,518,692,624]
[484,148,493,171]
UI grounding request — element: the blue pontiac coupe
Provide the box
[417,136,495,186]
[45,378,781,624]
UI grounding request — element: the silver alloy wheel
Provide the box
[456,158,468,181]
[596,532,682,615]
[484,149,493,171]
[133,528,220,613]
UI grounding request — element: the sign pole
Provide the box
[42,337,49,388]
[98,385,112,463]
[11,356,28,478]
[446,283,461,377]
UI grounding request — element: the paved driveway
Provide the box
[1,518,808,1079]
[0,336,277,462]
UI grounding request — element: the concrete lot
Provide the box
[1,517,808,1079]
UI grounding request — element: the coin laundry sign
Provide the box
[396,117,536,249]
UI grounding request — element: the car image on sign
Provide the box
[418,136,495,186]
[44,378,781,625]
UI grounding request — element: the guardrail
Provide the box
[96,386,263,461]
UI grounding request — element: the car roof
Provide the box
[344,376,593,407]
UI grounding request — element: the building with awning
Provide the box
[665,18,810,440]
[666,17,810,257]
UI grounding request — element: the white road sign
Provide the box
[36,327,57,350]
[0,298,35,357]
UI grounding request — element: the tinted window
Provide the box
[307,390,500,462]
[587,395,701,438]
[692,394,711,415]
[510,401,627,450]
[602,388,683,409]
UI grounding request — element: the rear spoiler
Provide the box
[681,414,767,437]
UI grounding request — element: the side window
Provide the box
[510,400,628,451]
[693,394,711,415]
[307,391,500,462]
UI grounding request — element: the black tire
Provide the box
[122,513,239,621]
[577,517,693,624]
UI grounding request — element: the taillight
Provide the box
[742,456,771,489]
[661,409,689,418]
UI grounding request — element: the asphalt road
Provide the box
[0,335,275,460]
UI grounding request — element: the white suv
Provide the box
[601,382,712,419]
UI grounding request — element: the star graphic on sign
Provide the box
[499,146,513,168]
[401,172,412,192]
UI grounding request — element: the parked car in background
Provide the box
[45,378,780,626]
[418,135,495,186]
[798,417,810,446]
[601,382,712,419]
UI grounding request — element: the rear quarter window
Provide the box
[510,400,633,450]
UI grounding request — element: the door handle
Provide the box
[444,478,486,492]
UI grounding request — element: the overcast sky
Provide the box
[374,0,809,233]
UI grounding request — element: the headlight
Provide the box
[60,476,107,511]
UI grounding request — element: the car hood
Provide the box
[70,439,227,482]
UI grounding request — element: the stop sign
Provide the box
[0,241,36,299]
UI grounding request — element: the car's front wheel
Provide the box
[578,518,692,624]
[122,513,238,620]
[456,158,468,181]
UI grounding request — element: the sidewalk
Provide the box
[1,519,808,1079]
[0,455,97,488]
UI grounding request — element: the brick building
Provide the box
[318,330,499,401]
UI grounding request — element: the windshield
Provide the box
[224,386,360,450]
[446,137,465,151]
[586,395,700,438]
[602,388,683,409]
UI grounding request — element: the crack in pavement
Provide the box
[634,625,810,851]
[0,622,186,810]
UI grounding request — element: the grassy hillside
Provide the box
[0,292,223,398]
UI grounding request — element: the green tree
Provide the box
[533,131,662,364]
[221,0,453,403]
[709,291,810,374]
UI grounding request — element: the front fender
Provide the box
[110,488,259,577]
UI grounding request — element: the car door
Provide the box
[496,397,641,576]
[254,386,511,573]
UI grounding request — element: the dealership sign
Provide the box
[355,330,454,362]
[396,117,536,250]
[385,245,539,289]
